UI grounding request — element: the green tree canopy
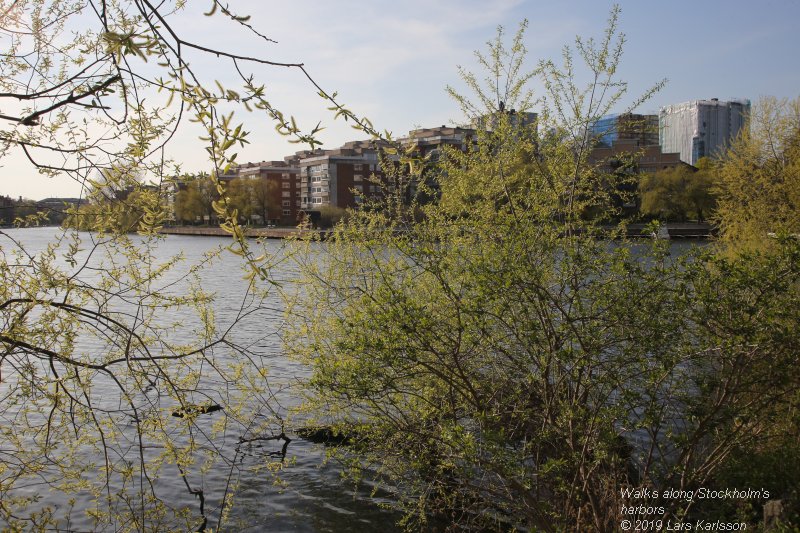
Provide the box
[0,0,353,529]
[714,96,800,251]
[287,10,800,532]
[639,160,716,222]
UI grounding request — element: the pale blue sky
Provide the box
[3,0,799,199]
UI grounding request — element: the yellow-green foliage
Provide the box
[639,159,716,222]
[316,205,348,228]
[0,224,288,530]
[0,0,309,528]
[714,96,800,251]
[286,11,800,532]
[173,174,218,224]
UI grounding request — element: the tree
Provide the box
[315,205,348,228]
[0,1,377,529]
[226,178,256,223]
[64,168,172,232]
[287,10,800,532]
[639,160,716,222]
[0,229,289,531]
[174,181,204,224]
[714,96,800,251]
[705,96,800,526]
[685,158,717,222]
[445,19,535,123]
[250,177,279,224]
[4,197,39,224]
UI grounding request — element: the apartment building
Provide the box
[402,125,476,159]
[297,141,386,211]
[222,160,301,224]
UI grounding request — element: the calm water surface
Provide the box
[1,227,703,532]
[0,227,402,532]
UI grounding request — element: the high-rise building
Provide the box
[659,98,750,165]
[590,113,659,147]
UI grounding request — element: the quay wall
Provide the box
[160,223,714,240]
[159,226,328,239]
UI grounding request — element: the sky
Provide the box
[3,0,800,200]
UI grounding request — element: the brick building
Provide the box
[291,127,480,217]
[297,141,386,212]
[221,160,301,225]
[589,138,695,217]
[589,138,688,175]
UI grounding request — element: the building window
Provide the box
[282,200,290,207]
[354,174,362,182]
[282,209,291,216]
[296,200,301,206]
[354,163,363,171]
[282,191,290,198]
[282,182,290,189]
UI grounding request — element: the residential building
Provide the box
[591,113,659,147]
[659,98,750,165]
[397,125,477,203]
[297,141,386,212]
[221,160,300,224]
[401,125,476,160]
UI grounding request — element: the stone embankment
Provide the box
[161,223,714,240]
[159,226,329,239]
[614,223,715,239]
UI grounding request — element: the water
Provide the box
[0,227,707,531]
[0,227,403,532]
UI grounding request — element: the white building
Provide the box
[659,98,750,165]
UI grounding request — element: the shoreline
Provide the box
[158,223,715,240]
[158,226,331,239]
